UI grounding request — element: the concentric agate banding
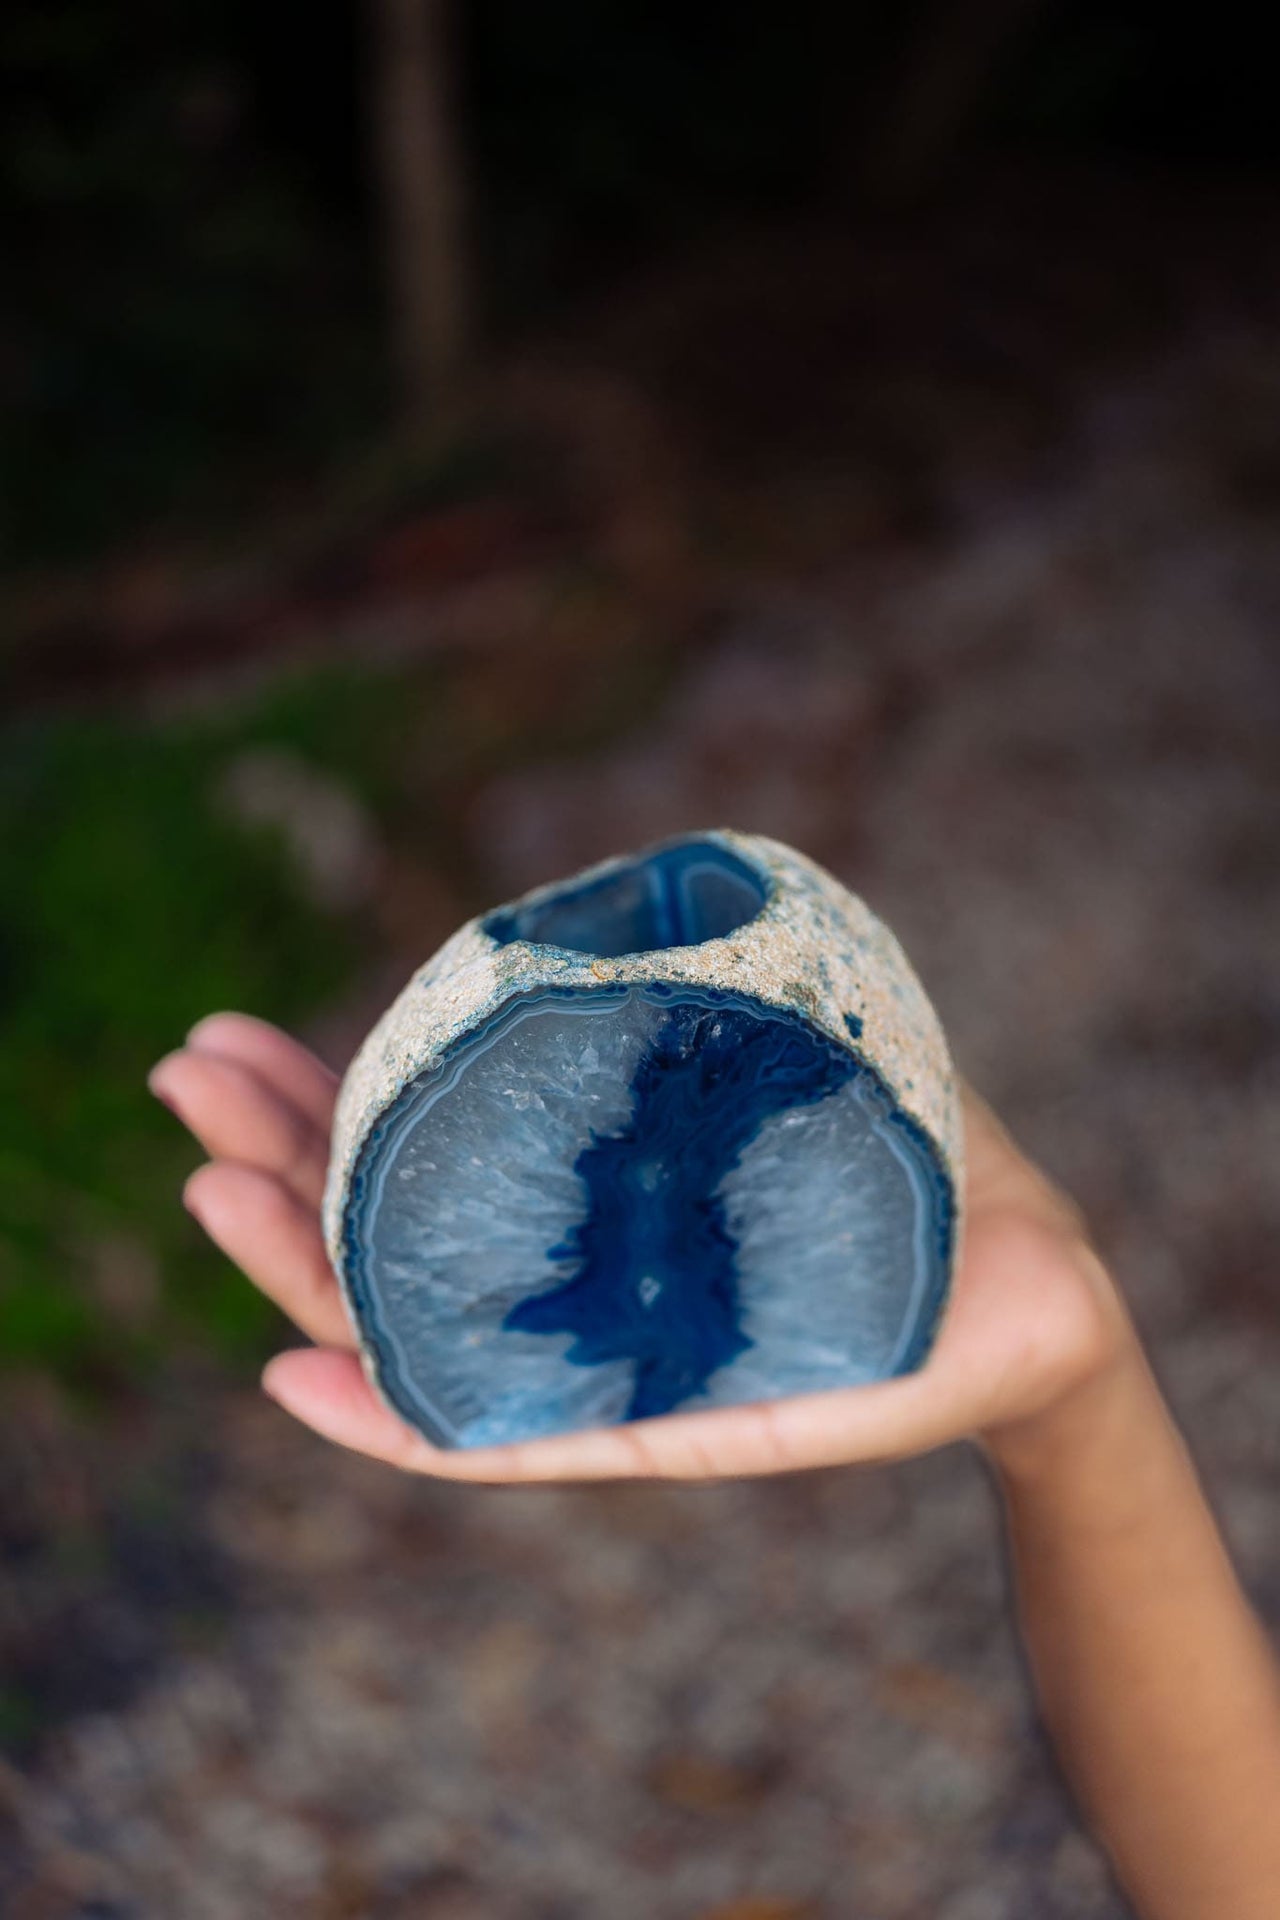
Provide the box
[323,831,962,1449]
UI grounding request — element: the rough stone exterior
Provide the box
[322,829,963,1393]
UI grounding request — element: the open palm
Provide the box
[150,1012,1131,1483]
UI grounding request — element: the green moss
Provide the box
[0,665,418,1385]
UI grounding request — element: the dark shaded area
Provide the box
[4,0,1278,563]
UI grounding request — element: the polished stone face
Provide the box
[340,979,952,1450]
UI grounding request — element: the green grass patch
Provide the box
[0,663,428,1389]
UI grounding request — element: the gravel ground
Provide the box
[4,202,1280,1920]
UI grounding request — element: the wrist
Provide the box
[980,1325,1169,1508]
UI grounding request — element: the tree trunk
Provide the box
[371,0,471,427]
[860,0,1047,198]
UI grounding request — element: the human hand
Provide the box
[149,1012,1137,1483]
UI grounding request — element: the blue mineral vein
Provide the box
[503,1003,856,1420]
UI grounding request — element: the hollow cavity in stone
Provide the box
[482,838,768,955]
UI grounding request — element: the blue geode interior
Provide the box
[482,837,770,958]
[340,846,953,1449]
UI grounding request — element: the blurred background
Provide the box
[2,3,1279,1915]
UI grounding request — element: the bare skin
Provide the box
[150,1011,1280,1919]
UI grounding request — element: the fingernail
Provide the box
[181,1170,210,1225]
[261,1356,292,1407]
[147,1055,184,1116]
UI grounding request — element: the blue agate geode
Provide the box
[323,831,962,1450]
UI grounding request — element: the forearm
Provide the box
[989,1344,1280,1920]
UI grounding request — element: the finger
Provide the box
[184,1161,355,1348]
[262,1349,454,1471]
[262,1347,717,1483]
[185,1012,339,1132]
[260,1344,965,1485]
[149,1049,329,1208]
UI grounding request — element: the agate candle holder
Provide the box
[323,830,962,1450]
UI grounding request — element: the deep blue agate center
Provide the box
[504,998,857,1421]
